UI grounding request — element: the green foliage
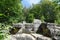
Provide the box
[52,0,60,3]
[54,3,60,24]
[0,32,9,40]
[0,13,8,23]
[0,0,24,24]
[0,23,11,40]
[55,12,60,24]
[40,0,57,23]
[29,4,41,19]
[40,16,45,22]
[25,13,34,23]
[28,0,60,23]
[22,8,34,23]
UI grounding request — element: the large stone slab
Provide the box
[10,33,52,40]
[11,33,35,40]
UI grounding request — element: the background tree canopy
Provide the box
[0,0,60,24]
[0,0,24,24]
[27,0,60,24]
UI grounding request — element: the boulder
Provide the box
[33,19,42,33]
[36,23,51,37]
[12,33,35,40]
[9,23,24,34]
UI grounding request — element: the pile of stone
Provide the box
[9,19,60,40]
[10,19,42,34]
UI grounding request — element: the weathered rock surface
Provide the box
[33,19,42,32]
[47,23,60,40]
[10,33,52,40]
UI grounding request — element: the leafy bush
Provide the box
[25,13,34,23]
[0,23,11,40]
